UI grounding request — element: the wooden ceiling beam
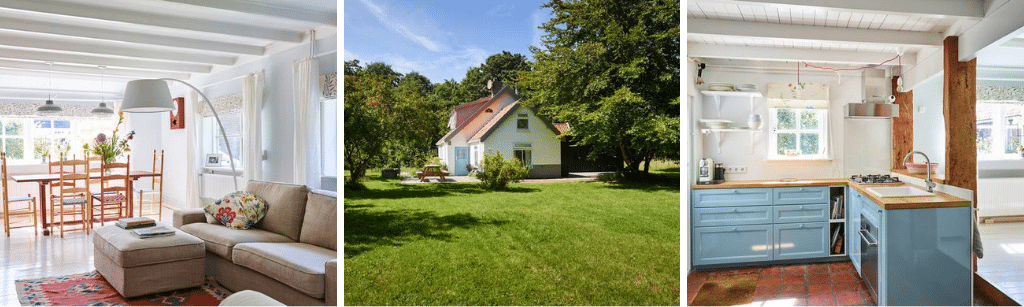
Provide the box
[160,0,336,26]
[0,1,303,42]
[0,33,235,66]
[0,17,265,56]
[0,59,190,80]
[706,0,983,19]
[689,18,943,48]
[0,47,212,73]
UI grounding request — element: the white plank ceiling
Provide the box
[0,0,336,106]
[687,0,982,67]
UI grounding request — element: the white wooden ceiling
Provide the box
[0,0,336,106]
[687,0,983,67]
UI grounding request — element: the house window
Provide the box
[513,143,532,166]
[517,113,529,130]
[203,111,243,168]
[0,117,117,163]
[768,108,828,159]
[321,98,338,176]
[1,120,24,160]
[977,103,1024,159]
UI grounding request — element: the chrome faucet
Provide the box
[902,151,936,192]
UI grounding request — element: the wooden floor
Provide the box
[0,205,174,306]
[977,221,1024,305]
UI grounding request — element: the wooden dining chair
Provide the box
[53,153,92,238]
[134,150,164,219]
[92,155,130,226]
[2,152,38,236]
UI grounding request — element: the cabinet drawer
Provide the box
[693,225,773,265]
[692,188,773,207]
[774,222,829,260]
[693,206,773,227]
[773,186,829,205]
[773,204,829,223]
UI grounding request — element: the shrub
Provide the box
[475,152,530,190]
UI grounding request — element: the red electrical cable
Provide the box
[800,54,901,72]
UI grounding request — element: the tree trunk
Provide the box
[643,156,652,174]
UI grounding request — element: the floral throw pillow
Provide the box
[203,191,269,229]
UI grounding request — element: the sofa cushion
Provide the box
[247,181,309,241]
[299,190,337,251]
[204,191,269,229]
[93,223,205,268]
[232,242,337,299]
[200,197,220,223]
[179,223,292,259]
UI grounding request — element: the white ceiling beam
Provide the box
[0,17,265,56]
[0,33,235,66]
[0,47,212,73]
[959,0,1024,61]
[159,0,336,26]
[689,19,943,47]
[0,1,303,43]
[708,0,983,19]
[977,67,1024,81]
[998,38,1024,49]
[688,43,901,65]
[0,68,135,82]
[0,87,121,97]
[0,59,190,80]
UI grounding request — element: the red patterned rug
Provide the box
[15,271,232,306]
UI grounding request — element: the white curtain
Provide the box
[184,90,204,208]
[243,71,265,182]
[292,57,322,189]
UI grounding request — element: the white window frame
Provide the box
[321,98,338,177]
[202,113,243,170]
[513,143,532,166]
[977,103,1024,160]
[0,117,118,164]
[516,113,529,131]
[767,108,829,160]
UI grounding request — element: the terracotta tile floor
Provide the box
[687,261,876,306]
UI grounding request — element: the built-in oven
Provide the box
[860,213,879,302]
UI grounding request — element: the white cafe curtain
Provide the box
[184,90,204,208]
[243,71,265,182]
[293,57,322,189]
[767,83,830,109]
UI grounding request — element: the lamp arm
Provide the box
[161,78,240,191]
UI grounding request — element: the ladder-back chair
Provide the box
[135,150,164,219]
[2,152,37,236]
[92,155,130,226]
[53,153,92,237]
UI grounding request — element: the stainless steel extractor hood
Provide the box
[846,103,899,118]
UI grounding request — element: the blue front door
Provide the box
[454,147,469,176]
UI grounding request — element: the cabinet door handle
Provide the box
[799,224,805,228]
[732,208,738,213]
[731,227,738,231]
[799,205,805,210]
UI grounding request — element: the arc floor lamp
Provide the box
[121,79,240,191]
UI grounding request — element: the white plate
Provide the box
[699,119,732,129]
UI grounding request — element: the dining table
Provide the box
[11,171,162,236]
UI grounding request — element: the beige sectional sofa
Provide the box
[173,181,337,306]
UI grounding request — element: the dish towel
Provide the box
[973,209,984,259]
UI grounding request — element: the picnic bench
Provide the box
[416,164,449,181]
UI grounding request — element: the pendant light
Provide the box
[36,61,62,114]
[91,66,114,116]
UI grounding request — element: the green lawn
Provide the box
[344,163,681,306]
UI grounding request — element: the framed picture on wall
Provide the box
[205,154,222,167]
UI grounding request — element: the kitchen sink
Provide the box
[865,186,933,198]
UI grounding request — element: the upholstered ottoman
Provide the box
[93,223,206,298]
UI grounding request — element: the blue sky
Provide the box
[344,0,551,83]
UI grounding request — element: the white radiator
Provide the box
[201,173,246,199]
[978,177,1024,218]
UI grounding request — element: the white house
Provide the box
[436,81,563,178]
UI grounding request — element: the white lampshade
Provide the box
[121,79,174,113]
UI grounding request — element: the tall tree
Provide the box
[363,62,403,86]
[519,0,680,175]
[481,51,532,88]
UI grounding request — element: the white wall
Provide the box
[911,76,946,173]
[482,107,561,166]
[154,34,337,208]
[695,69,891,180]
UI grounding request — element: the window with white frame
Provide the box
[202,111,243,168]
[977,103,1024,159]
[0,117,118,163]
[513,142,532,166]
[321,98,337,176]
[516,113,529,130]
[768,108,828,159]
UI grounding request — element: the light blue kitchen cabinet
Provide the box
[773,222,829,260]
[692,188,773,207]
[855,189,972,306]
[847,187,861,274]
[692,225,774,265]
[773,186,829,205]
[693,206,773,227]
[773,204,829,223]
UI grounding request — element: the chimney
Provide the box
[488,79,503,97]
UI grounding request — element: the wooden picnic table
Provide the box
[12,171,161,236]
[416,164,449,181]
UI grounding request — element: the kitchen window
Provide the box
[977,103,1024,159]
[768,108,828,160]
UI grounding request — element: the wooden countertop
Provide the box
[692,178,970,210]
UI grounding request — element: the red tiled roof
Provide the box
[470,102,519,142]
[453,97,489,128]
[553,122,570,134]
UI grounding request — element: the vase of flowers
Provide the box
[85,111,135,164]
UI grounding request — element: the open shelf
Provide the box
[829,186,846,256]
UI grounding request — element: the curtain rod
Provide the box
[198,49,337,90]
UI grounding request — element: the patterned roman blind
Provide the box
[198,93,242,117]
[977,86,1024,104]
[0,102,117,118]
[320,72,337,99]
[766,82,830,109]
